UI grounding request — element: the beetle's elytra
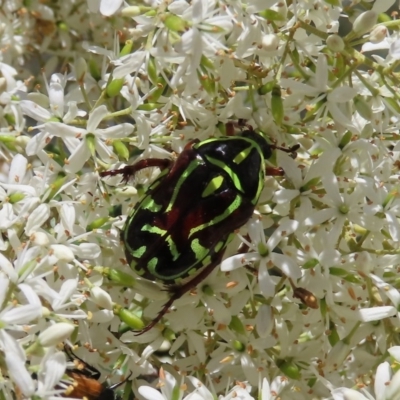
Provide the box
[101,128,297,334]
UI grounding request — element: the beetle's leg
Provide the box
[265,143,300,176]
[265,166,285,176]
[183,139,200,150]
[270,143,300,159]
[100,159,172,183]
[134,249,226,336]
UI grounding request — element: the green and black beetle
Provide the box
[101,128,297,334]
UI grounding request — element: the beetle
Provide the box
[63,346,130,400]
[101,128,298,334]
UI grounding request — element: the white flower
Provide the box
[139,369,187,400]
[281,54,359,133]
[38,322,75,347]
[304,173,382,244]
[221,218,300,297]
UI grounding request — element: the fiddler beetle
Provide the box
[101,127,299,334]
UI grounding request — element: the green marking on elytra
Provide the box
[189,194,242,237]
[187,267,199,276]
[142,224,166,235]
[174,265,202,283]
[148,257,158,273]
[233,146,253,164]
[165,159,201,212]
[166,235,179,260]
[131,246,146,258]
[202,175,224,197]
[134,266,146,276]
[202,255,212,267]
[214,241,224,253]
[191,238,207,260]
[204,155,243,193]
[141,196,162,212]
[252,168,265,205]
[141,224,179,259]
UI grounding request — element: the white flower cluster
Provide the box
[1,0,400,399]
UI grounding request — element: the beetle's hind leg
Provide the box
[134,250,226,336]
[100,159,172,183]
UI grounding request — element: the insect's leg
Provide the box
[108,372,133,390]
[270,143,300,159]
[100,159,172,182]
[64,345,101,379]
[265,166,285,176]
[134,249,226,336]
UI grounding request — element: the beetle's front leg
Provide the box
[265,143,300,177]
[265,166,285,176]
[100,159,172,183]
[134,249,226,336]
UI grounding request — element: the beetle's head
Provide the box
[240,130,272,159]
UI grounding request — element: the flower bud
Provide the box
[74,57,87,82]
[232,340,245,352]
[31,231,49,246]
[162,14,187,32]
[88,59,101,81]
[106,78,125,97]
[113,140,129,160]
[87,217,109,231]
[121,6,145,17]
[352,10,377,36]
[271,85,283,126]
[85,133,96,156]
[276,359,302,379]
[46,173,67,201]
[120,40,133,57]
[261,34,279,51]
[0,135,17,151]
[15,135,30,149]
[229,316,246,335]
[198,71,215,95]
[258,80,275,95]
[9,193,25,204]
[369,25,387,44]
[115,305,145,330]
[106,268,136,287]
[91,286,113,310]
[50,244,75,262]
[326,34,344,52]
[137,103,163,111]
[328,320,340,346]
[339,130,352,148]
[200,55,214,70]
[302,258,319,269]
[39,323,75,347]
[147,57,157,84]
[354,95,373,120]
